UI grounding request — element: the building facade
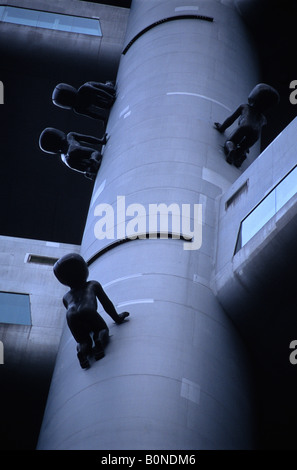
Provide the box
[0,236,80,449]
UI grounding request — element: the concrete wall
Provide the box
[214,116,297,448]
[0,236,80,449]
[0,0,129,80]
[37,0,261,450]
[214,116,297,330]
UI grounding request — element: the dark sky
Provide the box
[0,0,296,245]
[237,0,297,148]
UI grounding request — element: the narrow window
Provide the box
[0,6,102,36]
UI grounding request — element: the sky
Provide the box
[0,0,296,246]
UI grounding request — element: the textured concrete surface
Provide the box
[0,236,80,449]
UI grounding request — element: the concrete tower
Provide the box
[37,0,261,449]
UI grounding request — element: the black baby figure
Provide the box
[53,253,129,369]
[52,81,116,122]
[39,128,108,180]
[214,83,279,168]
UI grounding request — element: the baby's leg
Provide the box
[77,338,92,369]
[224,127,249,164]
[90,150,102,165]
[91,311,109,360]
[92,328,109,360]
[67,310,93,368]
[224,140,237,163]
[94,93,115,108]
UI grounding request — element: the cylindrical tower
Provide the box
[38,0,260,450]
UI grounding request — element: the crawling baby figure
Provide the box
[53,253,129,369]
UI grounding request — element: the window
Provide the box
[0,292,31,325]
[25,254,58,266]
[225,180,249,209]
[235,166,297,252]
[0,5,102,36]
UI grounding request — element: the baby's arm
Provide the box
[85,81,116,95]
[94,281,129,324]
[68,132,107,148]
[214,105,243,132]
[62,292,70,309]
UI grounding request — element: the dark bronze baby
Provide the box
[214,83,279,167]
[53,253,129,369]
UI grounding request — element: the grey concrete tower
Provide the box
[37,0,260,449]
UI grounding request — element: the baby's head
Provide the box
[248,83,280,112]
[53,253,89,289]
[39,127,66,154]
[52,83,77,110]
